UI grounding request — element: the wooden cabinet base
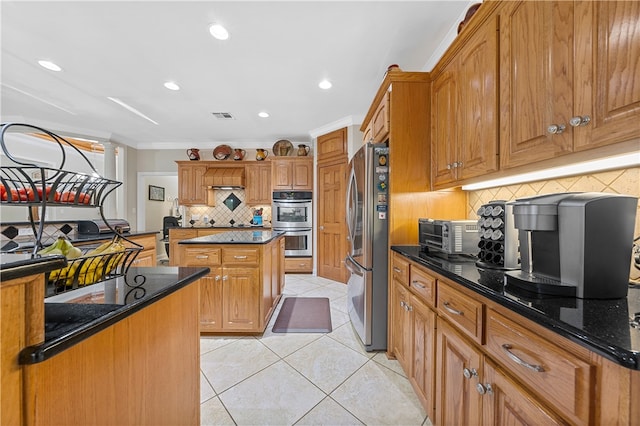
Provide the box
[23,283,200,426]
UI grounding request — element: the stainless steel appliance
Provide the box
[476,201,519,269]
[272,191,313,257]
[505,192,638,299]
[418,218,479,256]
[345,142,389,351]
[272,191,312,229]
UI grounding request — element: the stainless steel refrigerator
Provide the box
[345,142,389,351]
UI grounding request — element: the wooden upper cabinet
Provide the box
[500,0,639,169]
[245,163,271,205]
[371,91,390,143]
[177,162,208,205]
[362,122,372,144]
[573,1,640,151]
[316,127,347,162]
[431,13,499,189]
[271,157,313,191]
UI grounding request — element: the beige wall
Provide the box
[467,167,640,237]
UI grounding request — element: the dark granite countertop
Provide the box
[0,253,67,281]
[392,245,640,370]
[18,265,209,364]
[179,230,284,245]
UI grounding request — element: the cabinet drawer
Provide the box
[127,234,157,251]
[170,229,197,241]
[285,257,312,273]
[437,280,483,344]
[409,264,436,308]
[182,247,221,266]
[223,248,259,265]
[486,309,592,425]
[391,253,410,285]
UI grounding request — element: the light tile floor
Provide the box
[200,274,432,426]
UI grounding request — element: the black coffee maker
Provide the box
[505,192,637,299]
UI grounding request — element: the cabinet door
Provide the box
[130,251,155,267]
[362,123,372,144]
[482,359,566,426]
[271,160,293,190]
[245,163,271,205]
[499,1,574,169]
[411,294,436,420]
[431,65,458,188]
[317,127,347,162]
[178,163,208,205]
[435,319,483,426]
[458,16,499,180]
[222,267,261,330]
[372,91,390,143]
[291,159,313,190]
[391,280,412,373]
[200,269,223,332]
[317,161,347,282]
[573,1,640,151]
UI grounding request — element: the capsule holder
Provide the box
[476,201,520,270]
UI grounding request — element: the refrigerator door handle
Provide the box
[345,256,364,277]
[345,165,357,246]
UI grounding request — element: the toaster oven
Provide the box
[419,218,479,256]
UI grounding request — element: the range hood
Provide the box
[204,167,245,189]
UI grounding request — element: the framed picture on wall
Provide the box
[149,185,165,201]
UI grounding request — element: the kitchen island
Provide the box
[178,229,285,333]
[0,254,209,426]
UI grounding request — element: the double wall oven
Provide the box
[272,191,312,257]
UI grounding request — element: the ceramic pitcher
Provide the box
[186,148,200,161]
[233,149,246,161]
[255,148,269,161]
[297,144,310,156]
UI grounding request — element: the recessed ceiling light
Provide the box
[38,60,62,72]
[209,23,229,40]
[258,112,269,118]
[164,81,180,91]
[318,79,332,90]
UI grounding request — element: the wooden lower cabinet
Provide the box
[390,279,412,373]
[284,256,312,273]
[482,359,565,425]
[180,238,283,333]
[126,234,157,267]
[409,294,436,420]
[435,319,483,426]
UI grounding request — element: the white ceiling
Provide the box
[1,1,473,150]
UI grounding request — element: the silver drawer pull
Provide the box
[393,267,402,273]
[442,301,464,316]
[215,275,221,281]
[501,344,545,372]
[234,255,248,259]
[195,255,209,259]
[412,280,426,289]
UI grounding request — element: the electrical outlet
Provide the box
[191,214,200,221]
[18,228,34,236]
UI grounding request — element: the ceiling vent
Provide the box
[211,112,236,120]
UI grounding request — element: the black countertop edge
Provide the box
[0,254,67,281]
[391,245,639,370]
[179,230,284,245]
[18,266,210,365]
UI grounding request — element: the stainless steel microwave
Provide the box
[418,218,479,255]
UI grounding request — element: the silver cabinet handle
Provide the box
[547,124,566,134]
[195,255,209,259]
[569,115,591,127]
[222,275,228,281]
[393,267,402,273]
[463,367,478,380]
[412,280,426,289]
[501,344,545,372]
[215,275,221,281]
[446,163,452,170]
[442,301,464,316]
[476,383,493,395]
[234,255,248,259]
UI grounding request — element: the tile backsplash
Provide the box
[467,167,640,237]
[184,189,271,227]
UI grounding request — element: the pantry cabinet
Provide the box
[177,162,208,205]
[499,0,640,169]
[271,157,313,191]
[431,13,499,189]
